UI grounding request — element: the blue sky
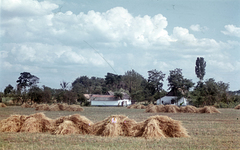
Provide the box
[0,0,240,91]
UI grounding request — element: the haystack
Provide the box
[127,104,137,109]
[145,105,158,113]
[180,105,199,113]
[35,104,50,111]
[54,120,79,135]
[0,115,27,132]
[156,105,166,112]
[198,106,221,113]
[0,103,7,107]
[20,113,55,133]
[234,104,240,109]
[164,105,181,113]
[58,103,68,110]
[49,104,61,111]
[136,104,146,109]
[21,103,31,108]
[67,105,84,112]
[135,115,189,139]
[69,114,93,134]
[92,115,137,137]
[31,103,38,108]
[53,114,92,135]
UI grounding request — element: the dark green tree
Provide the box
[167,68,194,96]
[16,72,39,91]
[122,69,147,101]
[105,73,122,90]
[195,57,206,81]
[4,84,14,96]
[28,86,43,104]
[147,69,165,93]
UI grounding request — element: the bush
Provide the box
[214,102,239,108]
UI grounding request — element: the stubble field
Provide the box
[0,106,240,150]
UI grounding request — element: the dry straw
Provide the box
[20,113,55,133]
[54,120,79,135]
[21,103,32,108]
[180,105,199,113]
[92,115,137,137]
[127,104,146,109]
[0,103,7,107]
[145,104,221,114]
[234,104,240,109]
[34,103,84,112]
[0,115,27,132]
[31,103,38,108]
[0,113,189,139]
[136,115,189,139]
[198,106,221,113]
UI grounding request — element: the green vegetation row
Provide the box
[1,57,240,107]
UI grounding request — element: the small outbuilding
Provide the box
[156,88,189,106]
[157,96,188,106]
[90,95,131,107]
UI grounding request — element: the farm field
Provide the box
[0,106,240,150]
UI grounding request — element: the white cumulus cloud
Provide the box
[221,25,240,37]
[190,24,208,32]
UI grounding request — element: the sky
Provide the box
[0,0,240,92]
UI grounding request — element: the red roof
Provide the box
[91,95,115,98]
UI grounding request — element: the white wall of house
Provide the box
[91,99,131,106]
[157,96,188,106]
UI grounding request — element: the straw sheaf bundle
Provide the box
[149,116,189,138]
[164,105,181,113]
[92,115,137,137]
[145,105,158,113]
[35,104,50,111]
[127,104,147,109]
[0,113,189,139]
[180,105,199,113]
[21,103,32,108]
[127,104,137,109]
[54,120,79,135]
[136,105,146,109]
[198,106,221,113]
[53,114,93,135]
[234,104,240,109]
[49,104,61,111]
[67,105,84,112]
[0,115,27,132]
[20,113,55,133]
[69,114,93,134]
[34,103,84,112]
[0,103,7,107]
[31,103,38,108]
[132,115,189,139]
[145,105,221,114]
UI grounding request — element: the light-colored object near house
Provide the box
[90,95,131,107]
[157,96,188,106]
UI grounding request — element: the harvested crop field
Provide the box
[0,106,240,150]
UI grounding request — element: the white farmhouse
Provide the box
[90,95,131,106]
[156,89,189,106]
[157,96,188,106]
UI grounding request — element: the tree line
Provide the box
[1,57,240,107]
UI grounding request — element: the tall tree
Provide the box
[167,68,194,94]
[147,69,165,93]
[16,72,39,91]
[195,57,206,81]
[4,84,14,95]
[105,73,122,90]
[122,69,146,101]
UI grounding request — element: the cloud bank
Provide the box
[0,0,239,90]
